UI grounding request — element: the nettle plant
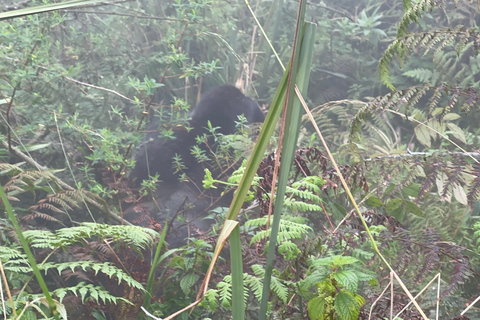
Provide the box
[304,256,374,320]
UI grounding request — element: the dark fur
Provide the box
[130,85,264,247]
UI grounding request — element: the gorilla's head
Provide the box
[189,85,265,135]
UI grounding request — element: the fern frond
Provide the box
[380,26,479,89]
[23,223,158,250]
[350,84,479,139]
[247,216,312,244]
[0,162,25,175]
[217,275,232,308]
[284,198,322,212]
[51,282,132,305]
[397,0,439,38]
[41,261,145,291]
[403,68,433,83]
[271,273,288,304]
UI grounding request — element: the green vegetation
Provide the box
[1,0,479,319]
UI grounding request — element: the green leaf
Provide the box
[365,196,383,207]
[446,123,466,144]
[385,198,403,213]
[307,296,325,320]
[335,291,360,320]
[429,119,446,136]
[404,200,423,217]
[443,113,460,121]
[334,270,359,293]
[180,273,199,294]
[311,256,359,268]
[402,183,421,197]
[414,125,431,147]
[453,184,468,205]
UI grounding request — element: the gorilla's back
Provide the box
[129,85,264,247]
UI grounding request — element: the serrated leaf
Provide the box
[333,256,360,267]
[180,273,199,295]
[335,291,360,320]
[447,123,466,144]
[365,196,383,207]
[334,270,359,293]
[404,200,423,217]
[308,296,325,320]
[414,124,431,147]
[354,294,366,307]
[453,184,468,205]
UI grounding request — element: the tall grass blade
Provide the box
[258,20,314,320]
[0,0,106,21]
[0,183,60,319]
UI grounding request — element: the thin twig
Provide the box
[368,278,391,320]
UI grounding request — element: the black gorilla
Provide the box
[130,85,264,247]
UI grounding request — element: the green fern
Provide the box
[40,261,145,291]
[379,25,479,89]
[402,68,433,83]
[350,83,478,141]
[23,223,158,250]
[246,215,312,244]
[52,282,132,305]
[217,275,233,308]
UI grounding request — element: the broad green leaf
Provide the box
[429,119,446,137]
[443,113,461,121]
[414,124,431,147]
[354,294,366,307]
[180,273,199,295]
[335,291,360,320]
[333,256,360,267]
[334,270,359,293]
[389,206,405,221]
[385,198,403,212]
[404,200,423,217]
[311,256,359,268]
[328,201,347,219]
[307,296,325,320]
[447,123,467,144]
[453,184,468,205]
[365,196,383,207]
